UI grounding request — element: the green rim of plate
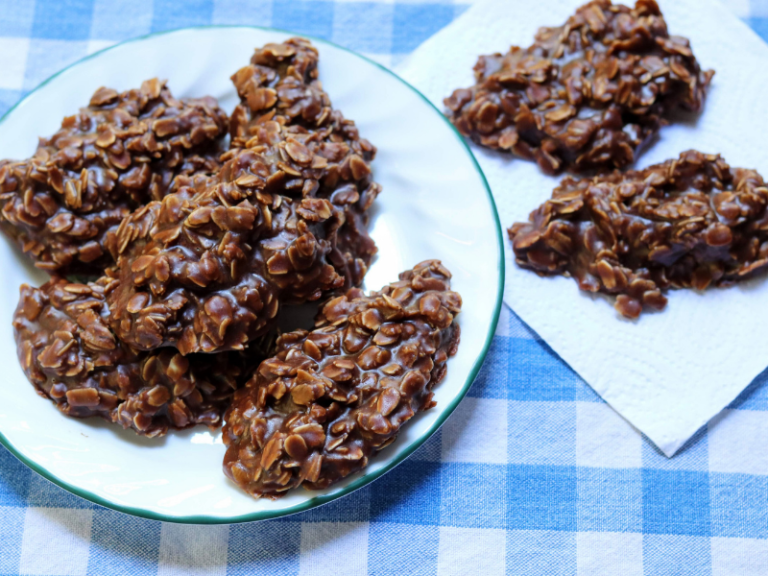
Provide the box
[0,25,505,524]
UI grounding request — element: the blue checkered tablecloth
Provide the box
[2,1,768,574]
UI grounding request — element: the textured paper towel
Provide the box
[397,0,768,456]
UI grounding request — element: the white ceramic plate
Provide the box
[0,27,503,523]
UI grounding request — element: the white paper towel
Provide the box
[396,0,768,456]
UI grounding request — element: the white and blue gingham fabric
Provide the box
[2,1,768,574]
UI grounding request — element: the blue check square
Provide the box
[272,0,335,40]
[643,469,711,536]
[467,338,513,400]
[151,0,214,32]
[228,519,301,575]
[88,509,161,576]
[27,473,95,509]
[298,483,370,523]
[91,0,153,41]
[391,3,456,54]
[507,465,577,531]
[31,0,94,40]
[370,460,441,525]
[508,338,581,402]
[0,0,35,37]
[749,17,768,43]
[333,2,393,54]
[0,446,31,507]
[211,0,273,27]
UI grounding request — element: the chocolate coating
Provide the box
[229,37,328,145]
[222,260,462,498]
[230,38,380,288]
[445,0,713,174]
[109,40,383,356]
[107,118,377,354]
[508,150,768,318]
[0,79,227,274]
[13,275,264,437]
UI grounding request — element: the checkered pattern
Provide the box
[1,0,768,574]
